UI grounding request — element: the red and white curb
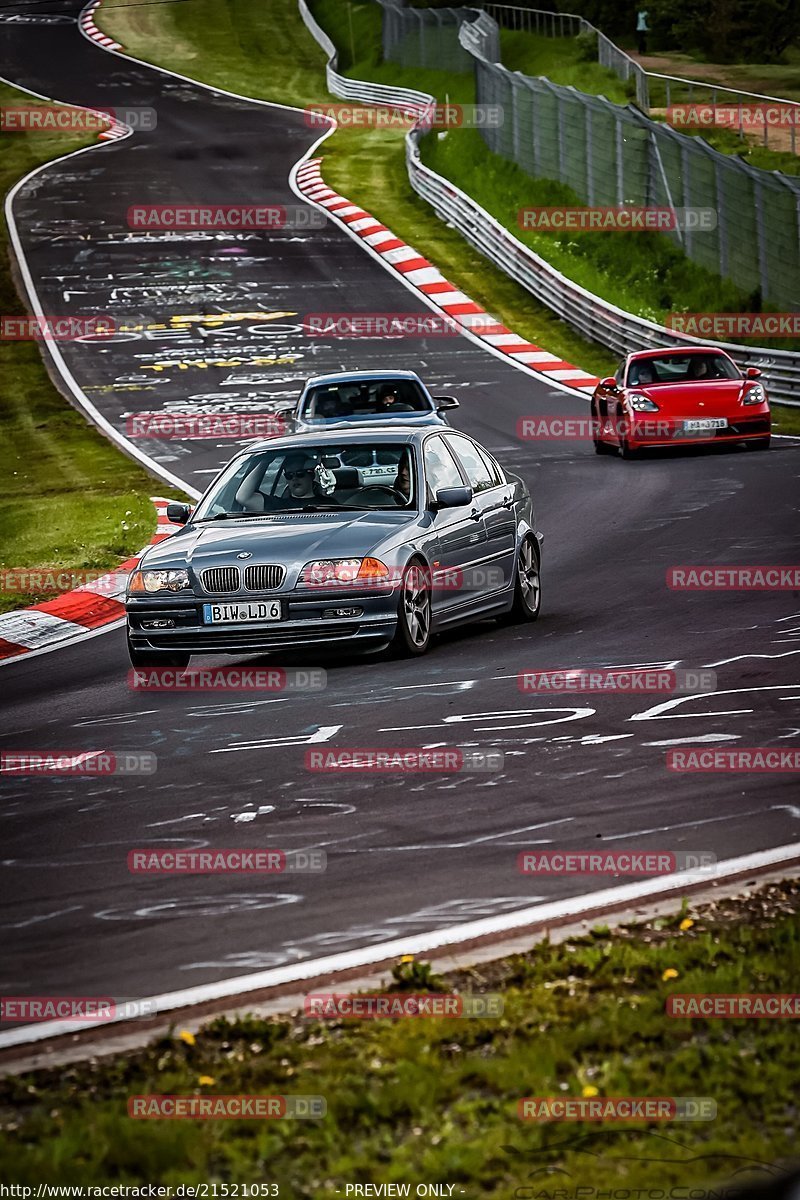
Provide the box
[294,157,601,394]
[78,1,127,140]
[0,498,182,665]
[79,0,122,54]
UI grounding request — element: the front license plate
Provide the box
[203,601,282,624]
[683,417,727,431]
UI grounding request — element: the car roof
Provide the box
[628,346,732,361]
[303,369,424,387]
[245,425,438,453]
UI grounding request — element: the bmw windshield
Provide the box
[192,443,417,519]
[301,378,434,421]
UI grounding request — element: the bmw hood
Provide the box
[140,510,417,576]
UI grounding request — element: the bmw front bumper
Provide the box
[126,587,400,654]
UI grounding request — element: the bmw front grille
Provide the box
[200,565,285,593]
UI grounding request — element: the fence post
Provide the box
[531,78,541,176]
[650,129,684,244]
[754,179,769,298]
[615,113,624,207]
[715,160,728,280]
[680,142,692,260]
[638,67,650,112]
[586,105,594,205]
[511,74,522,163]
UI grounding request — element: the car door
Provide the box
[421,433,487,613]
[444,433,516,591]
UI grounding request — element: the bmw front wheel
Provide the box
[391,560,432,656]
[505,535,541,623]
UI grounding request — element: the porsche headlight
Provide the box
[628,392,659,412]
[128,569,190,594]
[743,384,765,406]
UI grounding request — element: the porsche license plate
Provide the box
[203,601,282,624]
[683,417,727,432]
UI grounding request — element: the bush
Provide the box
[575,27,599,61]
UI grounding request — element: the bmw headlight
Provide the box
[743,384,765,406]
[628,392,659,412]
[128,569,191,594]
[297,558,390,588]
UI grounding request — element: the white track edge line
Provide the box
[0,74,200,500]
[0,618,127,668]
[1,841,798,1049]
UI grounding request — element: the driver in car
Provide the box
[378,384,414,413]
[281,453,339,507]
[282,453,317,500]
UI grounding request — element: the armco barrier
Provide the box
[298,0,432,111]
[298,0,800,406]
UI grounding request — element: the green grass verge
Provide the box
[500,30,632,104]
[0,84,184,615]
[100,0,328,108]
[420,128,751,324]
[1,882,798,1189]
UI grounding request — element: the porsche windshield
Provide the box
[192,443,416,519]
[627,354,740,386]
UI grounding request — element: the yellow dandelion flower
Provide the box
[679,918,694,931]
[400,954,415,964]
[582,1085,599,1098]
[179,1029,196,1046]
[197,1075,215,1086]
[662,968,679,981]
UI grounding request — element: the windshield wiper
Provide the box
[193,511,264,522]
[335,503,409,511]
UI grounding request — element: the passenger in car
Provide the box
[394,454,412,504]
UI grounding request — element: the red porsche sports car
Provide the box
[591,347,770,457]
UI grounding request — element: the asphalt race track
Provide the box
[1,4,799,1015]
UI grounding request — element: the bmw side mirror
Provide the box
[166,502,192,525]
[434,395,460,411]
[745,366,761,378]
[433,486,473,509]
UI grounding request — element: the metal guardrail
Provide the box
[298,0,432,109]
[297,0,800,405]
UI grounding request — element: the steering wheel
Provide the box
[356,485,407,503]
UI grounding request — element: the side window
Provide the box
[615,362,625,386]
[476,445,505,486]
[445,435,494,494]
[423,435,464,496]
